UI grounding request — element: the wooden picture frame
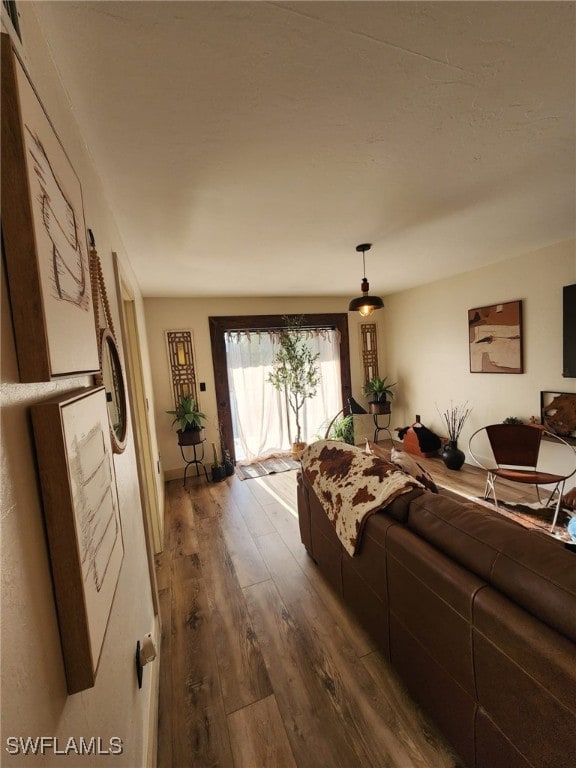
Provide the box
[540,391,576,442]
[468,300,523,374]
[31,387,124,694]
[1,33,99,381]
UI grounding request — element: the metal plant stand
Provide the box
[373,411,393,444]
[180,438,209,486]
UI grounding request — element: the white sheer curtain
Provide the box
[225,328,342,464]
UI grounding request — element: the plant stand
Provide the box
[373,411,392,444]
[180,439,209,487]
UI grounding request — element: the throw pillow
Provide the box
[390,446,439,493]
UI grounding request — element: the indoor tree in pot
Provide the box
[437,401,472,470]
[363,376,396,414]
[268,315,321,459]
[166,394,207,446]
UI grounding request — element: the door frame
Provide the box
[112,254,163,572]
[209,313,352,462]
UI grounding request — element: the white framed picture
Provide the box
[32,387,124,693]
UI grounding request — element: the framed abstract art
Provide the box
[468,300,523,374]
[1,33,99,381]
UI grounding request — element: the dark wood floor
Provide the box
[155,449,488,768]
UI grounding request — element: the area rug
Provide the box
[236,456,301,480]
[471,495,573,543]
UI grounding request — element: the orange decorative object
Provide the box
[403,428,438,458]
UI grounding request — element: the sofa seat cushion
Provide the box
[407,492,576,640]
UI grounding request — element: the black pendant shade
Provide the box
[348,243,384,317]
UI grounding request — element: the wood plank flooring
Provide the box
[156,458,474,768]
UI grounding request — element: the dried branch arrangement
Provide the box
[437,401,472,442]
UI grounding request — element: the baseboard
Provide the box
[164,467,184,482]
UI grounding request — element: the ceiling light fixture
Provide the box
[348,243,384,317]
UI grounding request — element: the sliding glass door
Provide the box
[225,328,342,464]
[209,313,352,465]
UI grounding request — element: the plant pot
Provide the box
[291,441,307,460]
[441,440,465,471]
[211,465,226,483]
[178,427,204,446]
[369,400,391,415]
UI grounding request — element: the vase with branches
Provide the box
[437,401,472,470]
[267,315,321,456]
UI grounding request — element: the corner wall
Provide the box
[1,8,158,766]
[383,240,575,479]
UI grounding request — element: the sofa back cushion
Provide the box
[407,492,576,641]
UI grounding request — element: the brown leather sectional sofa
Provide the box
[297,471,576,768]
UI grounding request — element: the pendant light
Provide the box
[348,243,384,317]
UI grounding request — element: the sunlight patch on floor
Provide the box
[253,475,299,519]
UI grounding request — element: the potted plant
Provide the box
[166,394,206,446]
[363,376,396,414]
[218,422,235,476]
[329,414,355,445]
[222,448,235,476]
[268,315,321,459]
[210,443,226,482]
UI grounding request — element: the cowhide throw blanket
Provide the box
[301,440,422,556]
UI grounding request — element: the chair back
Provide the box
[485,423,543,468]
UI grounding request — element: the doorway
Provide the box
[209,313,352,463]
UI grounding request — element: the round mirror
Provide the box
[98,327,127,453]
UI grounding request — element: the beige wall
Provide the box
[383,240,576,482]
[144,297,385,478]
[145,242,576,484]
[1,8,159,765]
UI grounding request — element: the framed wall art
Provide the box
[540,391,576,442]
[1,33,99,381]
[468,300,523,374]
[31,387,124,694]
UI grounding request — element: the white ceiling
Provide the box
[31,1,575,298]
